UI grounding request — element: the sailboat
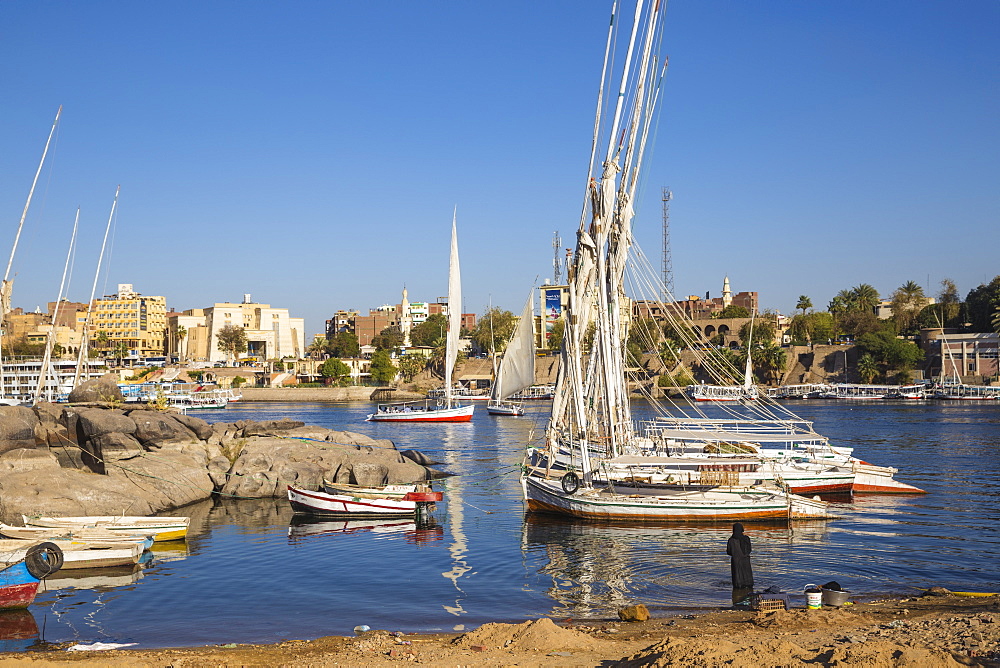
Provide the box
[366,212,476,423]
[519,1,832,522]
[487,293,536,416]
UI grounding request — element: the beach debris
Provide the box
[922,586,952,597]
[618,604,651,622]
[67,642,138,651]
[353,625,371,634]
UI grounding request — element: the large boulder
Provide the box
[127,410,199,447]
[170,413,214,441]
[67,373,124,403]
[67,407,137,439]
[0,448,62,474]
[0,406,40,455]
[240,419,307,437]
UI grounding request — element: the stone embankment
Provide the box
[240,387,422,402]
[0,376,443,523]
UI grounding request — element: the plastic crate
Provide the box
[751,596,788,612]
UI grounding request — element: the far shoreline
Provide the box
[238,387,424,402]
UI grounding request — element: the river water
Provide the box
[8,399,999,650]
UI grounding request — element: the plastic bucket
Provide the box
[804,584,822,609]
[822,588,850,607]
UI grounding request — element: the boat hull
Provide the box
[22,515,189,542]
[522,475,832,522]
[366,404,475,422]
[0,563,39,610]
[287,485,419,517]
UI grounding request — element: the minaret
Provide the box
[722,276,732,309]
[401,286,412,347]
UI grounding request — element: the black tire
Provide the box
[25,542,63,579]
[561,471,580,495]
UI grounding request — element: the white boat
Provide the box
[889,384,927,400]
[509,384,555,400]
[0,523,154,547]
[687,382,759,402]
[933,383,999,400]
[487,292,536,417]
[22,515,190,542]
[519,2,832,523]
[287,485,441,517]
[367,213,475,423]
[0,540,144,570]
[321,480,418,499]
[820,384,892,400]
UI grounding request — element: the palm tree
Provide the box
[992,306,1000,334]
[828,290,853,316]
[850,284,880,312]
[796,296,812,316]
[858,353,879,383]
[176,325,187,362]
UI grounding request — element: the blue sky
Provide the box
[2,1,997,337]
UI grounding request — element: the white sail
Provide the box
[444,210,462,408]
[495,294,536,401]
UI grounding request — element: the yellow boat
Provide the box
[22,515,189,542]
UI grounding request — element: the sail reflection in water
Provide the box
[288,517,443,545]
[521,515,833,615]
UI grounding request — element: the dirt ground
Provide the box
[1,593,997,667]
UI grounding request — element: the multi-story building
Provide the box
[327,293,477,348]
[90,284,167,357]
[168,295,305,363]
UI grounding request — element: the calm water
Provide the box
[6,399,999,650]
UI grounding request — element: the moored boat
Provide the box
[287,485,442,518]
[22,515,189,542]
[0,543,62,609]
[0,540,143,570]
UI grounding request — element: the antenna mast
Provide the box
[552,231,562,284]
[661,187,673,301]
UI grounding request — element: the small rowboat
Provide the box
[287,485,442,518]
[0,523,154,547]
[0,540,144,570]
[22,515,189,542]
[320,480,418,500]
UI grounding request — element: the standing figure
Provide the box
[727,522,754,589]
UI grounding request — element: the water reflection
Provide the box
[521,514,834,615]
[288,516,443,544]
[0,609,38,652]
[41,566,144,592]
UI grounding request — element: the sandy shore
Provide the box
[4,593,997,667]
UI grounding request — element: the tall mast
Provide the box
[1,106,62,400]
[35,208,79,404]
[75,186,120,386]
[552,231,562,284]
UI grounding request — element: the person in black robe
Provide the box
[727,522,754,590]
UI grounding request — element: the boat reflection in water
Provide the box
[287,516,443,545]
[0,609,39,652]
[40,565,145,592]
[521,514,832,617]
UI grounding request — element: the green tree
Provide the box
[716,304,750,319]
[796,295,813,316]
[471,307,516,354]
[217,324,248,363]
[751,342,787,385]
[857,330,924,378]
[936,278,962,327]
[371,325,403,351]
[858,353,879,383]
[410,313,448,347]
[94,330,110,351]
[838,309,884,339]
[993,306,1000,334]
[232,375,247,388]
[175,325,187,362]
[547,318,564,351]
[328,331,360,358]
[320,357,351,384]
[964,275,1000,332]
[307,336,328,358]
[738,312,777,346]
[368,349,397,384]
[397,353,427,381]
[788,311,835,345]
[850,283,880,312]
[889,280,926,335]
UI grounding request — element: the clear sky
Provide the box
[2,1,997,337]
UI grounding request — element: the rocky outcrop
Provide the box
[0,403,443,523]
[67,373,124,403]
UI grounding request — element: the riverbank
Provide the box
[239,387,424,402]
[6,593,997,666]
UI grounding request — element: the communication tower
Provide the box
[661,187,674,301]
[552,231,563,284]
